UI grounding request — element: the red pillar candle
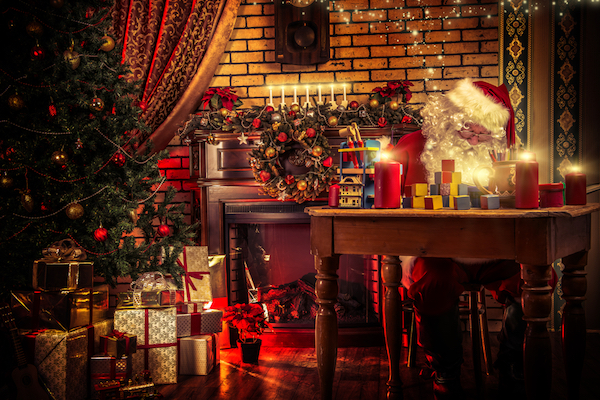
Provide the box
[565,171,586,205]
[515,152,539,209]
[328,184,340,207]
[374,160,401,208]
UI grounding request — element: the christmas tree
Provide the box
[0,0,196,298]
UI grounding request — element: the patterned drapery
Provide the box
[111,0,241,152]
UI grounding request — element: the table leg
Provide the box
[314,254,340,400]
[561,250,588,400]
[521,263,553,400]
[381,255,404,400]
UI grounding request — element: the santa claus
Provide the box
[389,79,552,400]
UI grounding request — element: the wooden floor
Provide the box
[158,331,600,400]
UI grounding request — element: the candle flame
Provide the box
[519,151,534,161]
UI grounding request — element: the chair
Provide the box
[403,284,493,394]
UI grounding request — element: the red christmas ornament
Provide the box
[277,132,288,142]
[323,156,333,167]
[49,104,57,117]
[93,226,108,242]
[349,100,360,109]
[306,127,316,138]
[112,153,126,167]
[260,170,271,182]
[288,110,297,118]
[30,45,45,60]
[285,175,295,184]
[252,118,261,129]
[157,224,171,237]
[378,117,388,128]
[137,100,148,111]
[401,115,413,123]
[266,105,275,112]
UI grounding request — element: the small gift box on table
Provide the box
[176,301,210,313]
[99,330,137,358]
[176,309,223,337]
[32,239,94,291]
[10,284,109,331]
[113,307,178,384]
[90,354,132,399]
[116,271,183,309]
[178,333,220,375]
[23,325,92,400]
[172,246,213,303]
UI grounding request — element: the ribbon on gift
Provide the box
[101,330,135,356]
[130,272,175,307]
[189,313,202,336]
[41,239,87,261]
[176,247,210,302]
[139,309,177,371]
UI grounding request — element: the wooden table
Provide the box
[306,204,600,400]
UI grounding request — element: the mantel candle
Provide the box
[374,160,401,209]
[281,87,285,106]
[515,152,539,209]
[343,84,347,102]
[269,87,273,105]
[328,184,340,207]
[318,86,322,103]
[566,170,586,205]
[293,87,297,104]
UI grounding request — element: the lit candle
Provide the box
[269,87,273,105]
[293,87,297,104]
[374,160,402,209]
[330,84,335,103]
[565,169,586,205]
[318,85,322,103]
[281,86,285,107]
[515,151,539,209]
[343,84,347,102]
[304,86,310,108]
[328,184,340,208]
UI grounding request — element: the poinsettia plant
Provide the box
[223,303,273,343]
[201,86,243,111]
[371,80,413,103]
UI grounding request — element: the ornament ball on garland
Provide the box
[157,224,171,237]
[112,152,126,167]
[51,150,68,165]
[99,35,115,52]
[66,203,84,220]
[94,225,108,242]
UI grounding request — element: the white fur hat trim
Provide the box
[446,78,510,133]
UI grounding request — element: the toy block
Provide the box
[468,186,483,208]
[434,171,442,184]
[440,171,452,183]
[481,194,500,210]
[453,195,471,210]
[402,197,413,208]
[430,184,440,195]
[404,185,413,197]
[413,196,425,209]
[425,195,443,210]
[457,183,468,196]
[412,183,428,197]
[442,195,449,207]
[451,172,462,184]
[442,160,455,172]
[440,183,458,196]
[449,196,455,208]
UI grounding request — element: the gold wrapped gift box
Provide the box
[32,260,94,291]
[116,289,183,309]
[10,284,109,331]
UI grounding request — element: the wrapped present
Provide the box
[23,325,91,400]
[178,333,220,375]
[11,284,109,331]
[113,307,177,384]
[92,318,114,354]
[174,246,212,303]
[116,271,183,309]
[177,309,223,337]
[99,330,137,358]
[208,254,227,300]
[33,239,93,291]
[90,354,132,398]
[176,301,210,314]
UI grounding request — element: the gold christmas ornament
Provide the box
[51,150,68,165]
[129,209,139,224]
[0,173,13,189]
[265,147,276,158]
[389,101,399,110]
[312,145,323,157]
[90,97,105,112]
[20,190,34,213]
[99,35,115,52]
[26,20,44,37]
[63,49,80,69]
[327,116,338,126]
[66,203,84,220]
[8,93,25,111]
[219,108,229,117]
[296,180,308,191]
[369,99,379,108]
[290,103,301,112]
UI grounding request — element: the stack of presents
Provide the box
[8,240,226,400]
[402,159,500,210]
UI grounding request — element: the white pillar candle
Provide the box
[343,84,347,101]
[304,85,310,108]
[281,86,285,106]
[318,85,322,103]
[341,84,348,108]
[269,87,273,105]
[330,84,335,102]
[293,87,297,104]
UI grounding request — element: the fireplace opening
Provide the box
[225,202,381,329]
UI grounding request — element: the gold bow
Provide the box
[41,239,87,261]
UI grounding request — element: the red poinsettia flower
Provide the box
[285,175,295,184]
[401,115,413,123]
[201,86,243,111]
[378,117,388,128]
[223,303,273,342]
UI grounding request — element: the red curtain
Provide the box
[111,0,242,152]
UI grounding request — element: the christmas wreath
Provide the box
[248,110,334,203]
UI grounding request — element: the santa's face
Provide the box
[457,123,493,146]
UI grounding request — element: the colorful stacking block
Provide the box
[453,195,471,210]
[413,196,425,209]
[402,197,413,208]
[442,195,449,207]
[457,183,469,196]
[451,172,462,183]
[412,183,428,197]
[442,160,455,171]
[425,195,443,210]
[404,185,413,197]
[430,184,440,195]
[481,194,500,209]
[440,183,458,196]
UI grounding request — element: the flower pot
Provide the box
[239,339,262,364]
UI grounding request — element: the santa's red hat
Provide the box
[446,78,515,147]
